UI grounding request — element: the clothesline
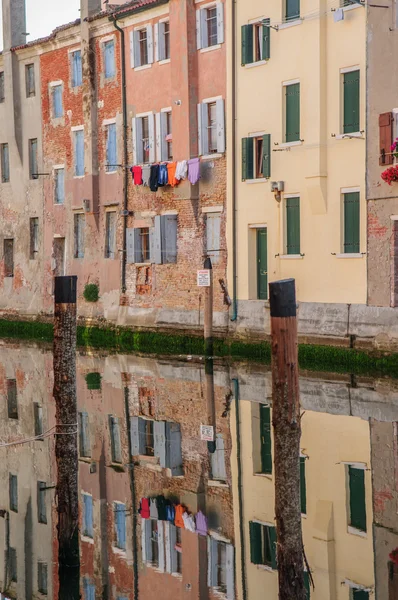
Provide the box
[130,157,201,192]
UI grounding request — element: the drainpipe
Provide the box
[232,378,247,600]
[112,15,128,294]
[230,0,238,321]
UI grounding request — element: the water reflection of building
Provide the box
[0,345,397,599]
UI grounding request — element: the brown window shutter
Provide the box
[379,112,394,166]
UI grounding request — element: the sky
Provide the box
[0,0,81,50]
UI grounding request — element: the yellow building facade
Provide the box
[230,393,374,599]
[227,0,366,306]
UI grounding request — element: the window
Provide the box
[175,527,182,573]
[30,217,39,259]
[73,129,84,177]
[52,85,63,118]
[284,83,300,143]
[163,22,170,60]
[347,465,367,532]
[127,215,177,265]
[156,110,172,161]
[131,25,153,68]
[1,143,10,182]
[241,135,271,180]
[7,378,17,418]
[151,520,160,566]
[208,538,234,598]
[78,412,91,458]
[285,197,300,255]
[300,456,307,515]
[54,168,65,204]
[71,50,82,87]
[304,571,310,599]
[260,405,272,474]
[25,64,35,97]
[142,116,150,163]
[37,481,47,524]
[284,0,300,22]
[350,589,369,600]
[9,547,17,582]
[29,138,38,179]
[83,494,93,538]
[109,415,122,463]
[241,20,270,65]
[104,40,115,79]
[131,418,183,475]
[105,123,117,172]
[343,191,360,254]
[132,114,155,164]
[74,213,85,259]
[9,474,18,512]
[38,562,48,595]
[196,4,224,49]
[249,521,277,569]
[34,403,44,439]
[4,239,14,277]
[0,72,4,102]
[343,70,360,134]
[206,212,221,264]
[114,503,127,550]
[105,211,117,259]
[211,433,227,481]
[166,111,172,160]
[198,99,225,155]
[83,577,95,600]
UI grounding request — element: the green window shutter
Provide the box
[261,20,270,60]
[241,25,253,66]
[260,405,272,474]
[344,192,360,254]
[343,70,360,134]
[249,521,262,564]
[242,138,254,180]
[285,83,300,142]
[285,0,300,21]
[349,466,366,532]
[300,456,307,514]
[269,526,278,570]
[286,197,300,255]
[352,590,369,600]
[262,134,271,178]
[304,571,310,598]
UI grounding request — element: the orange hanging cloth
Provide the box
[167,162,178,187]
[174,504,185,528]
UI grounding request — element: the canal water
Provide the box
[0,340,396,599]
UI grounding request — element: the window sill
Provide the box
[54,201,64,206]
[200,44,222,53]
[244,60,268,69]
[279,254,304,259]
[105,169,118,174]
[208,479,228,488]
[245,178,268,184]
[256,564,276,572]
[73,175,85,180]
[347,526,367,538]
[335,132,364,139]
[81,535,94,544]
[254,473,272,480]
[335,253,364,259]
[278,140,302,148]
[279,18,303,29]
[134,64,152,72]
[78,457,92,463]
[159,58,171,65]
[112,546,127,556]
[134,262,152,267]
[342,2,362,11]
[201,153,224,161]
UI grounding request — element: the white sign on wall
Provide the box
[197,270,211,287]
[200,424,214,441]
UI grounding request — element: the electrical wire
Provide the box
[0,423,78,448]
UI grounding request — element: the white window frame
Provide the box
[207,533,234,599]
[198,95,225,157]
[155,19,170,63]
[155,107,172,162]
[196,1,224,51]
[132,112,155,164]
[130,24,154,70]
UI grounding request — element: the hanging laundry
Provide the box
[142,165,151,186]
[150,498,158,519]
[131,166,143,185]
[166,503,175,523]
[167,162,178,187]
[195,511,208,536]
[150,165,159,192]
[156,495,167,521]
[158,164,168,186]
[188,158,200,185]
[175,160,188,181]
[174,504,185,528]
[182,512,196,532]
[139,498,150,519]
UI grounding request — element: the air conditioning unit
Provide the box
[83,198,91,213]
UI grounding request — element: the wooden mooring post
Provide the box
[53,276,80,600]
[269,278,306,600]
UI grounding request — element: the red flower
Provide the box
[381,166,398,185]
[390,547,398,565]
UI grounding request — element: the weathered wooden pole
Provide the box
[204,257,213,357]
[53,276,80,600]
[269,278,306,600]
